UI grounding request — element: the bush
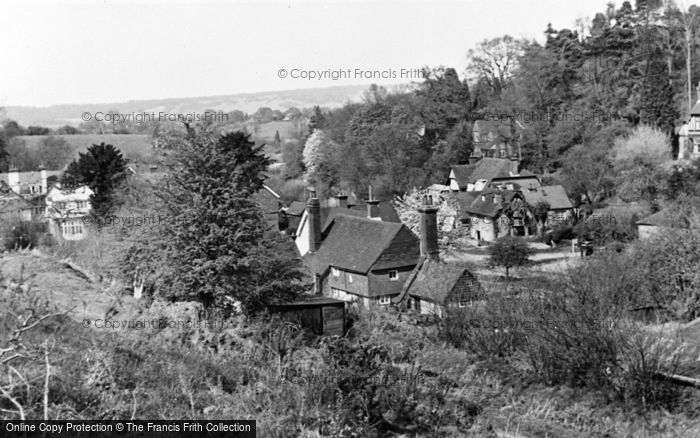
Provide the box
[1,219,44,251]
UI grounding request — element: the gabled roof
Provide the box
[254,184,281,214]
[305,215,414,275]
[519,185,573,210]
[636,210,685,228]
[452,191,480,213]
[0,182,32,215]
[450,158,519,189]
[463,190,520,218]
[406,259,482,304]
[319,201,400,231]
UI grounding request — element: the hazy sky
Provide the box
[2,0,620,107]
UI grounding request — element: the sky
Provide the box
[1,0,620,107]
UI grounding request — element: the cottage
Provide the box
[301,194,420,307]
[463,190,522,242]
[393,196,483,315]
[0,167,62,197]
[294,190,400,256]
[519,184,575,227]
[0,181,34,222]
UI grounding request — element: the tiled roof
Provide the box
[319,201,400,231]
[450,158,518,188]
[463,190,520,218]
[305,215,413,275]
[407,259,482,304]
[452,191,480,214]
[519,185,573,210]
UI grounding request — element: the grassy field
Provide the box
[18,134,162,167]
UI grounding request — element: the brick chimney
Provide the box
[307,195,322,253]
[334,193,348,209]
[418,195,440,261]
[509,156,519,175]
[366,185,380,220]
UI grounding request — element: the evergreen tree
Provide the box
[61,142,127,217]
[157,129,305,312]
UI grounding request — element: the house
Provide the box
[677,82,700,160]
[301,194,421,307]
[393,195,483,316]
[254,184,284,230]
[0,167,62,197]
[463,190,522,242]
[448,157,539,192]
[0,181,34,222]
[636,210,687,240]
[45,183,93,241]
[472,120,518,159]
[294,190,400,256]
[519,184,575,227]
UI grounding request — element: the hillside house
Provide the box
[519,184,575,226]
[45,184,93,241]
[301,194,420,307]
[448,157,540,192]
[462,190,522,242]
[0,181,34,222]
[472,120,519,159]
[0,167,62,197]
[294,190,400,256]
[676,83,700,160]
[254,184,284,230]
[393,196,483,316]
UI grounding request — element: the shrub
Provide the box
[1,219,44,251]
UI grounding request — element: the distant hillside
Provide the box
[5,84,374,127]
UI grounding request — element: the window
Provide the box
[348,274,353,283]
[331,267,340,277]
[378,296,390,305]
[388,270,399,281]
[458,300,468,308]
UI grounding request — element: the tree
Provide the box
[61,142,127,217]
[37,136,74,169]
[467,36,526,96]
[489,236,532,279]
[55,125,81,135]
[153,129,305,312]
[613,125,672,205]
[561,143,615,205]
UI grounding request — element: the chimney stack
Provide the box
[509,156,519,175]
[366,185,380,220]
[306,195,322,253]
[418,195,440,261]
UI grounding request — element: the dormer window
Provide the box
[388,270,399,281]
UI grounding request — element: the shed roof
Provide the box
[636,210,685,228]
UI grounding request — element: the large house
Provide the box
[301,194,421,306]
[45,184,93,241]
[676,83,700,160]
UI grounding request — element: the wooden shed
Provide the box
[269,296,346,336]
